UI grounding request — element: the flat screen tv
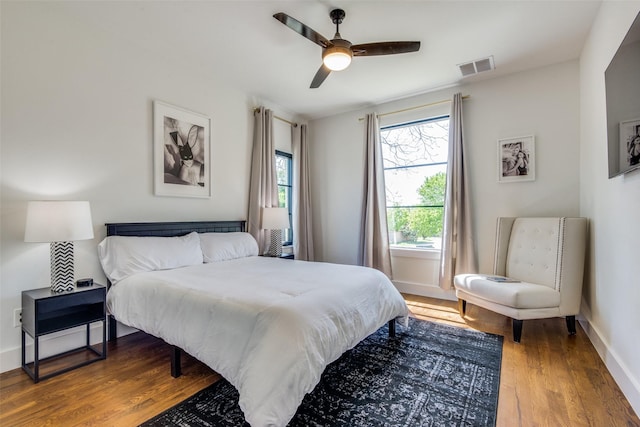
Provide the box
[605,12,640,178]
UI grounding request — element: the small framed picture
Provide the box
[619,119,640,171]
[498,135,535,183]
[153,101,211,198]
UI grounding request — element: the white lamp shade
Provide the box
[24,201,94,242]
[261,207,290,230]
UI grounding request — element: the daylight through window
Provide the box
[275,150,293,245]
[381,116,449,250]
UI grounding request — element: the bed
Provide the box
[100,220,409,427]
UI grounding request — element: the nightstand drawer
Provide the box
[37,289,104,312]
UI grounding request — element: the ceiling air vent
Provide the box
[458,56,495,77]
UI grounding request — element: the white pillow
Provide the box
[98,232,203,284]
[198,232,259,262]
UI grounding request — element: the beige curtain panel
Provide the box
[439,93,477,289]
[292,124,315,261]
[248,107,279,254]
[360,113,393,278]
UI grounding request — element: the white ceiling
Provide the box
[61,1,602,120]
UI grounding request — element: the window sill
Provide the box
[390,247,441,260]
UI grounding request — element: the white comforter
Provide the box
[106,256,408,427]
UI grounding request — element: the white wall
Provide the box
[579,1,640,414]
[0,2,296,371]
[309,60,581,299]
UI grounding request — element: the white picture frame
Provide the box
[153,101,211,198]
[498,135,535,183]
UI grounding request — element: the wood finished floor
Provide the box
[0,294,638,426]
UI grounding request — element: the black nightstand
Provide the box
[21,284,107,383]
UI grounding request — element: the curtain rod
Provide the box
[253,108,298,127]
[275,115,298,127]
[358,95,470,121]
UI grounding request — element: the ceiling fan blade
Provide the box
[310,64,331,88]
[273,13,330,48]
[352,41,421,56]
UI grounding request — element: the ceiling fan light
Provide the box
[323,47,352,71]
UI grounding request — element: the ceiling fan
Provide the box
[273,9,420,88]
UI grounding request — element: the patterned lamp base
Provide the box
[50,241,75,293]
[267,229,283,257]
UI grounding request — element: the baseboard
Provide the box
[393,280,457,301]
[0,322,138,374]
[579,298,640,417]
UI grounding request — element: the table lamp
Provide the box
[24,201,94,293]
[261,207,290,257]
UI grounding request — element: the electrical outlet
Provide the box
[13,308,22,328]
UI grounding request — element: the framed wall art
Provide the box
[619,118,640,174]
[153,100,211,198]
[498,135,535,183]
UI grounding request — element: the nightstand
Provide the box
[21,284,107,383]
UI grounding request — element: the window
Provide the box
[276,150,293,245]
[380,116,449,250]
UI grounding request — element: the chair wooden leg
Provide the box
[512,319,523,343]
[566,315,577,335]
[458,299,467,317]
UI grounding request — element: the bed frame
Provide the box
[104,219,395,378]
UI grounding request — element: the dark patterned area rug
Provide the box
[141,318,503,427]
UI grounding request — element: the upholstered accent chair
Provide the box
[454,217,588,342]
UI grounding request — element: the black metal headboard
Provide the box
[105,220,246,237]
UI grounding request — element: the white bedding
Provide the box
[106,256,408,427]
